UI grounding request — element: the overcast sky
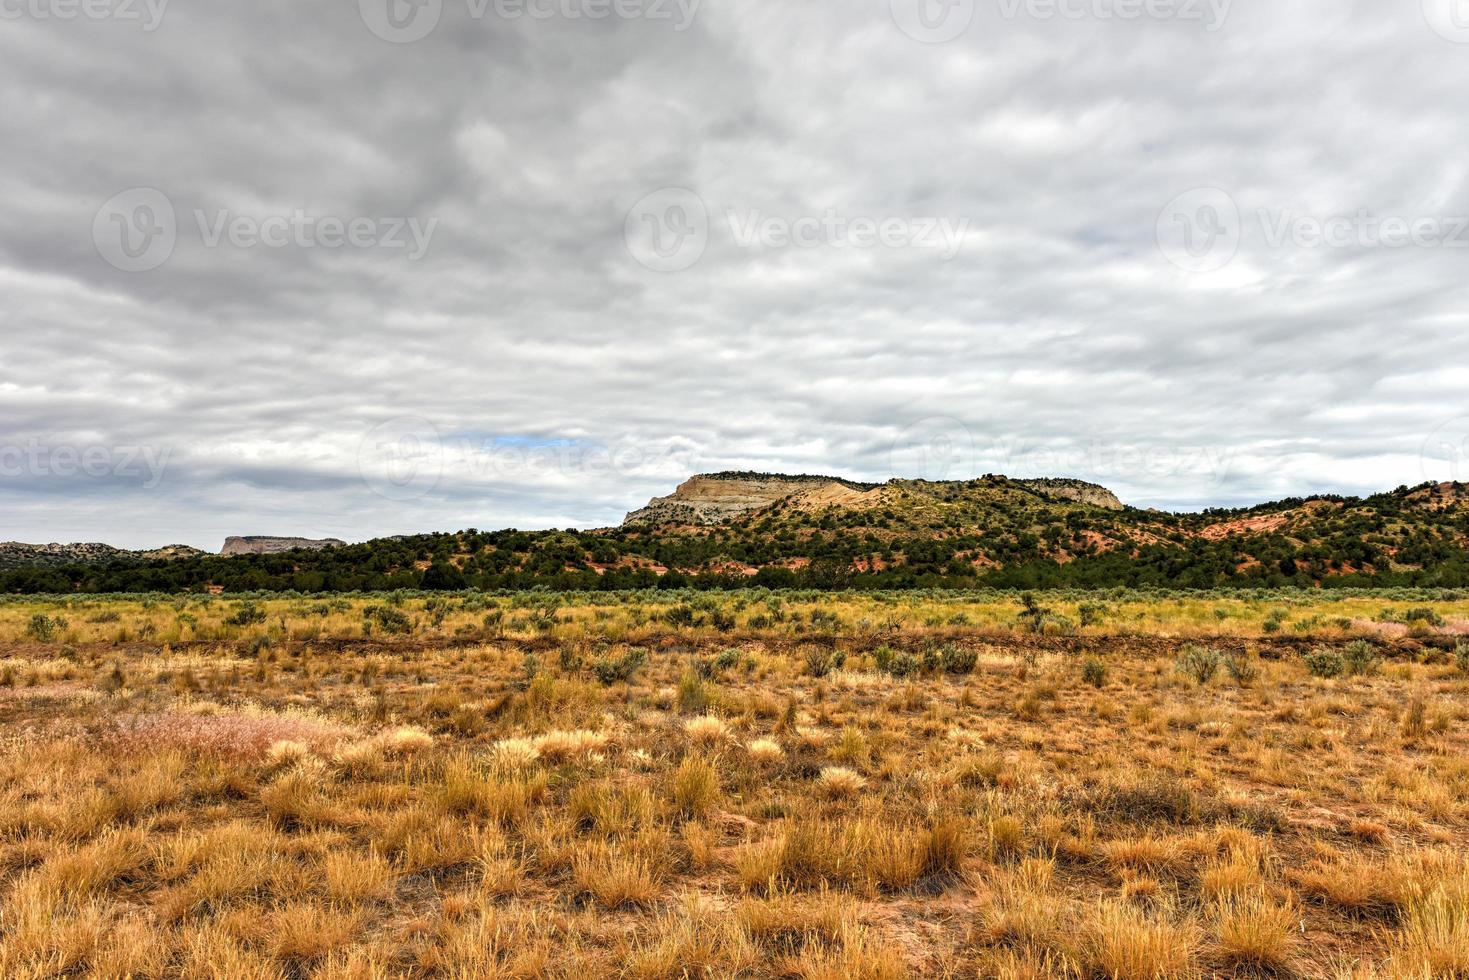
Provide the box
[2,0,1468,550]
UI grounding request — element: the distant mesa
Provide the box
[220,536,347,556]
[621,471,1123,528]
[622,473,868,527]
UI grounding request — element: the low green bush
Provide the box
[1081,657,1107,688]
[1304,647,1345,679]
[1175,645,1222,685]
[591,647,647,685]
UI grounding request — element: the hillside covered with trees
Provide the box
[7,476,1469,594]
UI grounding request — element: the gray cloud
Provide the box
[2,0,1468,549]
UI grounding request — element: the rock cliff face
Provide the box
[622,476,816,528]
[1015,478,1124,511]
[622,474,854,526]
[220,536,347,556]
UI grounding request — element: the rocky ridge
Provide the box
[220,536,347,556]
[622,472,1124,527]
[0,541,204,569]
[1015,478,1124,511]
[622,473,876,526]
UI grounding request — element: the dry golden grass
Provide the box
[1084,900,1199,979]
[1391,880,1469,976]
[0,590,1464,976]
[683,714,731,746]
[816,765,867,799]
[747,737,786,765]
[1212,891,1299,971]
[570,841,661,909]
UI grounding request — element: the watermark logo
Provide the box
[94,188,439,272]
[359,0,442,43]
[996,0,1230,30]
[93,188,177,273]
[194,209,438,259]
[727,208,968,259]
[625,187,969,271]
[1156,187,1241,273]
[0,439,170,489]
[358,420,703,499]
[481,0,700,28]
[890,417,977,482]
[360,0,700,42]
[887,421,1235,488]
[891,0,1230,40]
[0,0,170,30]
[1157,186,1469,272]
[890,0,974,43]
[461,436,702,481]
[1422,417,1469,484]
[1423,0,1469,43]
[358,417,445,501]
[625,187,709,273]
[1259,209,1469,251]
[986,436,1235,487]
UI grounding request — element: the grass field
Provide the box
[1,589,1466,978]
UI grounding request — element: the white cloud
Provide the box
[0,1,1466,549]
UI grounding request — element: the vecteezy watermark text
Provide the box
[1157,187,1469,272]
[991,437,1236,487]
[358,417,701,501]
[889,417,1235,487]
[0,0,168,30]
[0,440,170,489]
[1258,209,1469,250]
[195,210,438,258]
[889,0,1230,43]
[93,188,438,272]
[359,0,700,43]
[726,209,969,260]
[997,0,1230,29]
[624,188,970,272]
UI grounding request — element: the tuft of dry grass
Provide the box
[1389,879,1469,977]
[981,857,1069,953]
[1084,900,1199,980]
[816,766,867,799]
[491,735,540,768]
[670,755,721,817]
[322,848,394,904]
[747,737,786,765]
[532,728,607,763]
[1213,891,1299,972]
[684,714,731,746]
[571,842,660,909]
[623,905,757,979]
[264,901,363,966]
[384,725,434,755]
[1102,835,1185,875]
[265,738,310,767]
